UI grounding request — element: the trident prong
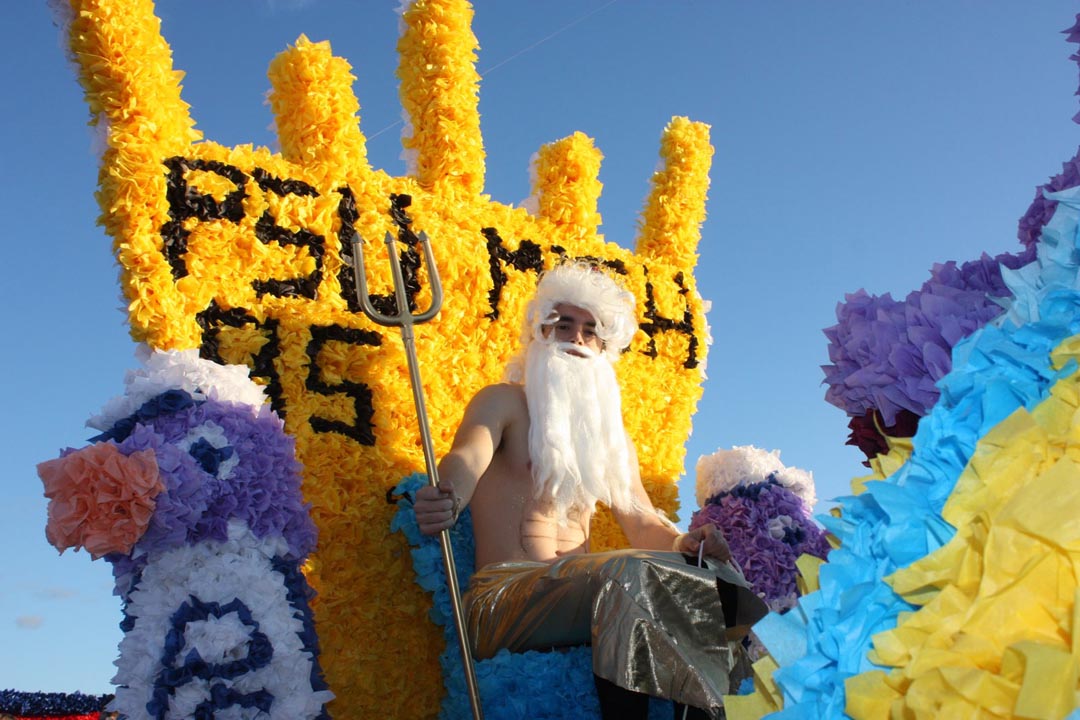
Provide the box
[353,231,443,326]
[350,230,483,720]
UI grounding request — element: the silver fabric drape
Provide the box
[464,549,768,716]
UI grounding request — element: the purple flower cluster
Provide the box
[1017,17,1080,247]
[1017,149,1080,248]
[822,247,1033,424]
[114,399,317,562]
[1017,12,1080,250]
[690,481,830,610]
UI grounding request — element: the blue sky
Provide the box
[2,0,1077,695]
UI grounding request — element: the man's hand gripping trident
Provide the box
[351,230,483,720]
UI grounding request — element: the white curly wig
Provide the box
[524,262,637,356]
[502,262,637,384]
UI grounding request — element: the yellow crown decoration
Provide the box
[59,0,714,715]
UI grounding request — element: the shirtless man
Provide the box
[414,262,765,719]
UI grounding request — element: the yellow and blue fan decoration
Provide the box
[729,16,1080,720]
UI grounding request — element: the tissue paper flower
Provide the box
[823,247,1033,426]
[695,445,816,508]
[692,481,830,612]
[40,443,163,559]
[692,446,828,612]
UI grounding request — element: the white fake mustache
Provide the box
[551,341,598,359]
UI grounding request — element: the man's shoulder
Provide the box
[472,382,527,408]
[463,382,528,431]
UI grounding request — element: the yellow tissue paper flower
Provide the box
[851,433,913,495]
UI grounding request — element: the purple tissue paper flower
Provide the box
[690,481,830,611]
[822,247,1034,425]
[115,400,317,564]
[1015,19,1080,247]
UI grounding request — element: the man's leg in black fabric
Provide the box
[594,674,650,720]
[672,701,715,719]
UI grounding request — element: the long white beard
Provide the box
[524,340,634,523]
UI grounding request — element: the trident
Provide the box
[350,231,484,720]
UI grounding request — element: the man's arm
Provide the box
[613,439,731,561]
[413,384,510,535]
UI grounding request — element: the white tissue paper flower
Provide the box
[695,445,816,508]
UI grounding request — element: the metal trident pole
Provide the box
[350,231,483,720]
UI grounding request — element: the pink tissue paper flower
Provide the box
[39,443,163,559]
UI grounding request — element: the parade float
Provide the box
[13,0,1080,718]
[28,0,713,717]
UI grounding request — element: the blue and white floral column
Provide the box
[39,348,332,720]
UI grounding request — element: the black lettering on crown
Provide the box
[639,268,699,369]
[483,228,543,320]
[305,324,382,445]
[197,300,287,416]
[251,168,324,300]
[160,158,249,280]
